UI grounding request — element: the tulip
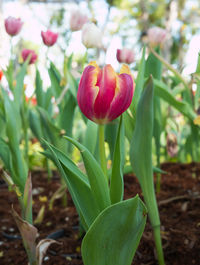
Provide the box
[21,49,37,64]
[147,26,167,47]
[116,48,135,64]
[70,10,88,31]
[5,16,23,36]
[77,62,134,124]
[82,23,102,49]
[41,30,58,47]
[0,70,3,81]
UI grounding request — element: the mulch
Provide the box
[0,162,200,265]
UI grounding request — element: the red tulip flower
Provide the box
[21,49,37,64]
[116,48,135,64]
[41,30,58,47]
[5,16,23,36]
[0,70,3,81]
[77,62,134,124]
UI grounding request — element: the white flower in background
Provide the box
[81,23,103,49]
[70,10,89,32]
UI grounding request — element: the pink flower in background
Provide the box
[21,49,37,64]
[5,16,23,36]
[82,23,102,49]
[70,10,88,31]
[77,62,134,124]
[41,30,58,47]
[147,26,167,47]
[116,48,135,64]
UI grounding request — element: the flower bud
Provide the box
[116,48,135,64]
[5,16,23,36]
[77,62,134,124]
[41,30,58,47]
[21,49,37,64]
[70,10,88,31]
[147,26,167,47]
[82,23,102,49]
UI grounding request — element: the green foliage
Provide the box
[109,116,125,204]
[82,196,147,265]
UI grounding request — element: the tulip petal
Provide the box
[77,65,100,121]
[107,73,134,121]
[93,65,116,120]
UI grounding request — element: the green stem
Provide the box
[99,124,108,180]
[149,47,188,89]
[153,225,165,265]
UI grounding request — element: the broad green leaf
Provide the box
[35,69,45,108]
[124,46,146,142]
[64,136,111,211]
[110,116,125,204]
[82,195,147,265]
[58,91,76,138]
[0,138,13,174]
[66,70,78,99]
[48,62,63,98]
[3,60,14,91]
[130,46,146,116]
[145,48,163,166]
[130,77,160,228]
[29,109,43,141]
[14,60,29,110]
[43,142,100,229]
[36,107,66,150]
[2,90,27,191]
[83,120,98,155]
[154,79,196,120]
[105,120,118,160]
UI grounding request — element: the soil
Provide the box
[0,162,200,265]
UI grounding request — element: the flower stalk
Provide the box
[98,124,108,180]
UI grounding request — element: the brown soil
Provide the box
[0,162,200,265]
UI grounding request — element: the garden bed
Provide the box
[0,162,200,265]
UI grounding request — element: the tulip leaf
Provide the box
[64,136,111,211]
[2,90,27,191]
[35,69,45,108]
[83,120,98,155]
[110,116,125,204]
[43,142,100,229]
[29,109,43,141]
[105,120,118,160]
[131,45,146,117]
[124,46,146,142]
[14,60,29,110]
[145,47,163,166]
[82,195,147,265]
[58,91,76,138]
[48,62,63,98]
[0,138,14,176]
[154,79,196,120]
[130,76,160,228]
